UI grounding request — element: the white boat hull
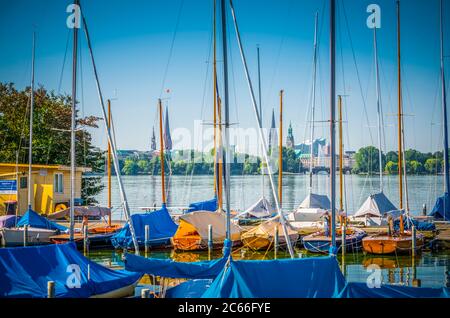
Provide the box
[0,227,56,246]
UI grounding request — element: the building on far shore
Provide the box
[0,163,90,216]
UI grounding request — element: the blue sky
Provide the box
[0,0,448,155]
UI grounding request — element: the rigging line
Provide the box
[341,1,374,145]
[79,33,87,167]
[159,0,185,98]
[264,0,294,103]
[57,28,71,94]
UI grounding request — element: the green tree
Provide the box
[409,160,424,174]
[385,151,398,164]
[425,158,442,174]
[0,83,103,202]
[137,159,151,174]
[385,161,398,174]
[353,146,385,174]
[122,159,139,175]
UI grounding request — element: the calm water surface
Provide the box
[96,174,444,220]
[91,174,450,289]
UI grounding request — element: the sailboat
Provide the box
[241,90,299,250]
[303,96,366,254]
[0,33,67,246]
[111,99,178,250]
[171,1,241,251]
[352,4,397,227]
[362,0,424,255]
[429,0,450,222]
[286,13,331,229]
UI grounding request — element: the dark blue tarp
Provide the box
[0,242,141,298]
[394,218,436,232]
[186,198,217,213]
[337,282,450,298]
[125,239,232,279]
[166,279,212,298]
[201,256,346,298]
[0,215,20,228]
[111,206,178,249]
[16,208,67,232]
[429,192,450,220]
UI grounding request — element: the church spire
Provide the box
[268,108,278,153]
[151,126,156,151]
[286,121,295,149]
[164,105,172,151]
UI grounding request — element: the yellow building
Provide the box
[0,163,91,216]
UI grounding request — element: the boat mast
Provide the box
[229,0,294,258]
[279,90,284,206]
[257,45,265,198]
[70,0,79,241]
[338,95,343,213]
[440,0,449,198]
[220,0,231,240]
[27,32,36,211]
[81,5,139,253]
[330,0,337,250]
[373,21,384,192]
[213,0,217,200]
[396,0,404,233]
[107,99,112,226]
[309,12,319,194]
[158,99,166,206]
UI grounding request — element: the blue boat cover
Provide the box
[394,218,436,232]
[429,192,450,220]
[202,256,346,298]
[337,282,450,298]
[186,198,217,213]
[166,279,213,298]
[0,215,20,228]
[16,208,67,232]
[111,206,178,249]
[0,242,141,298]
[125,239,232,279]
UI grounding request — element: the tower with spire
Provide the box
[286,122,295,149]
[151,126,157,151]
[268,109,278,153]
[164,105,172,151]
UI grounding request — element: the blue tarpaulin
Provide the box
[16,208,67,232]
[124,239,232,279]
[202,256,346,298]
[111,206,178,249]
[394,218,436,232]
[429,192,450,220]
[0,242,141,298]
[186,198,217,213]
[337,282,450,298]
[165,279,212,298]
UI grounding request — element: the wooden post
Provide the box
[141,288,150,298]
[87,264,91,281]
[274,225,279,259]
[47,281,55,298]
[23,225,28,247]
[412,225,417,258]
[107,99,112,227]
[145,225,150,255]
[83,225,89,255]
[341,222,346,257]
[213,0,217,198]
[422,204,427,216]
[208,224,213,251]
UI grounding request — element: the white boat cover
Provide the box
[297,193,331,210]
[241,218,299,243]
[240,196,275,219]
[353,192,397,218]
[48,206,111,219]
[179,211,241,241]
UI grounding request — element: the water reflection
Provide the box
[88,248,450,289]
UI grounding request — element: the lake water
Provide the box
[95,174,444,221]
[91,174,450,289]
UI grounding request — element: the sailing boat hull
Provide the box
[302,229,366,254]
[362,233,424,255]
[0,227,56,247]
